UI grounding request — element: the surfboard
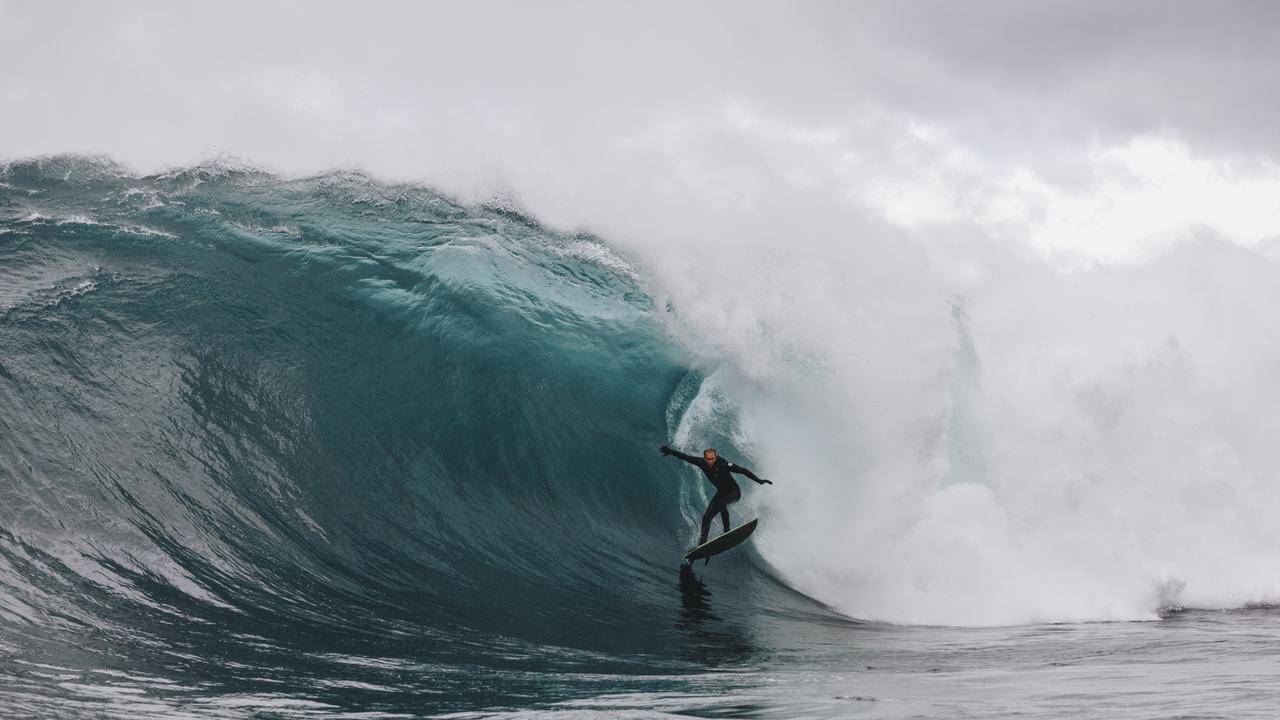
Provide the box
[684,518,758,563]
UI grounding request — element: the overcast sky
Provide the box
[4,0,1280,261]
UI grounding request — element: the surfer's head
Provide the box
[703,448,717,464]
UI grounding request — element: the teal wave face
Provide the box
[0,158,822,712]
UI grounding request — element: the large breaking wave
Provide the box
[7,156,1280,715]
[1,157,839,716]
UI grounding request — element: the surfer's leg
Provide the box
[698,500,716,545]
[719,489,740,533]
[699,492,728,544]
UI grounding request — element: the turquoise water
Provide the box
[3,156,1280,718]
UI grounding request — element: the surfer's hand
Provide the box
[758,478,773,485]
[660,445,672,456]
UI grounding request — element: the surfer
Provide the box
[660,445,772,545]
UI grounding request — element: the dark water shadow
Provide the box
[678,563,719,625]
[673,564,760,667]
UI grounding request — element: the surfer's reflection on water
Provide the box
[677,564,718,624]
[674,565,758,666]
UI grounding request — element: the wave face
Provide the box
[11,155,1280,715]
[0,157,832,716]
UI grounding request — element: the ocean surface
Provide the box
[3,156,1280,718]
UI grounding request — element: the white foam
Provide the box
[660,237,1280,626]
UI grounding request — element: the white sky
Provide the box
[3,0,1280,262]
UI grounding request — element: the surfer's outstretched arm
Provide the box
[659,445,701,466]
[729,462,772,485]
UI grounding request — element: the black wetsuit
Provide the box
[663,448,764,544]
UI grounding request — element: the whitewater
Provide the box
[5,155,1280,717]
